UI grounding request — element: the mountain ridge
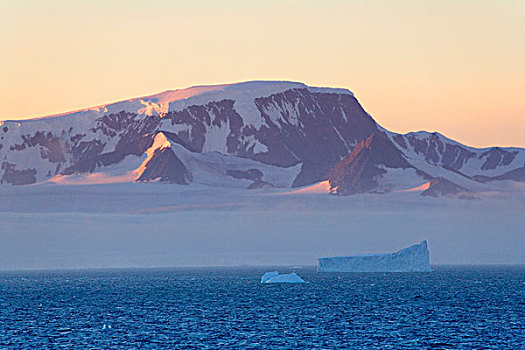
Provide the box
[1,81,524,198]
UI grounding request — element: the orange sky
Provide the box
[1,0,524,148]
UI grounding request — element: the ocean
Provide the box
[0,266,523,349]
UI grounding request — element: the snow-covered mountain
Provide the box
[1,80,524,198]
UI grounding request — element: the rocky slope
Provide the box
[327,131,415,195]
[1,81,524,198]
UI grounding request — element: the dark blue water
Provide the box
[0,266,523,349]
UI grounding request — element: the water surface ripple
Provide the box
[0,266,523,349]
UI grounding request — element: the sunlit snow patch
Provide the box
[279,181,331,195]
[396,181,431,193]
[49,172,137,185]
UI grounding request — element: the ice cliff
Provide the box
[317,241,431,272]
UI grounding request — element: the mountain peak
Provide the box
[135,132,190,184]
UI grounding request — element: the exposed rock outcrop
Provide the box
[473,167,525,183]
[327,131,413,195]
[421,177,474,199]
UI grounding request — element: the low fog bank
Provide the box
[1,195,523,269]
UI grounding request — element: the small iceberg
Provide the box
[261,271,305,284]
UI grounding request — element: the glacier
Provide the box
[261,271,306,284]
[317,241,432,272]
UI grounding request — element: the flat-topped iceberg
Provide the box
[261,271,306,283]
[318,241,431,272]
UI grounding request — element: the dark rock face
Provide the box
[421,177,473,199]
[479,148,518,170]
[328,131,413,195]
[161,131,198,152]
[63,132,154,175]
[162,100,243,153]
[136,147,190,184]
[247,180,272,189]
[392,134,407,149]
[59,111,161,175]
[226,169,263,181]
[67,110,161,173]
[226,169,270,189]
[392,132,524,178]
[496,167,525,182]
[1,162,36,185]
[292,162,335,188]
[62,140,105,174]
[473,167,525,183]
[9,131,64,163]
[251,89,378,186]
[401,133,476,169]
[91,111,160,142]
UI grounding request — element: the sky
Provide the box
[1,0,524,148]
